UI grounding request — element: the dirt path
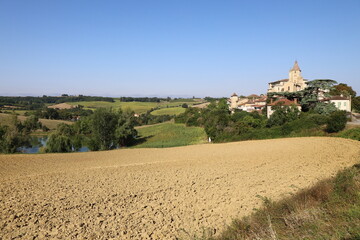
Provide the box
[1,137,359,239]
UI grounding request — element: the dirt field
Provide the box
[1,137,359,239]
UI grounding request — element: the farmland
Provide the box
[0,113,72,130]
[0,137,359,239]
[66,99,205,114]
[134,122,207,148]
[150,107,186,116]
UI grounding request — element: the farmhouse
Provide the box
[322,95,351,112]
[266,98,301,118]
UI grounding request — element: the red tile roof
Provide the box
[268,98,300,106]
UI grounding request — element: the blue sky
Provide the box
[1,0,359,97]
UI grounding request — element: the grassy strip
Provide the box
[151,107,186,116]
[203,163,360,240]
[66,99,203,114]
[133,122,207,148]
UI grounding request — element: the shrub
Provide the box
[325,111,347,133]
[338,128,360,141]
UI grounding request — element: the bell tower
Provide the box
[289,60,302,84]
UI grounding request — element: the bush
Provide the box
[326,111,347,133]
[338,128,360,141]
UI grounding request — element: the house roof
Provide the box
[255,97,267,102]
[231,93,238,97]
[291,60,301,71]
[247,94,260,98]
[268,98,300,106]
[269,79,289,84]
[324,96,350,101]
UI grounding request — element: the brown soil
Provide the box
[1,137,359,239]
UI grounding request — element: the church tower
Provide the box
[289,61,302,83]
[288,61,305,92]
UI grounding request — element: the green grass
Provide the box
[151,107,186,116]
[203,163,360,240]
[66,99,203,114]
[133,122,207,148]
[0,113,72,130]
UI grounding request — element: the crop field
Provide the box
[0,113,72,130]
[134,122,207,148]
[150,107,186,116]
[0,137,359,239]
[66,99,205,114]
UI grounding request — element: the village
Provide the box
[228,61,352,118]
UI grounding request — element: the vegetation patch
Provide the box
[134,122,207,148]
[151,107,186,116]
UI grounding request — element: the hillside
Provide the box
[0,113,73,130]
[1,137,359,239]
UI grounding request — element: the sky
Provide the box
[0,0,360,98]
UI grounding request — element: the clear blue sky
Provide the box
[1,0,359,97]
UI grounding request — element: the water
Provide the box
[18,136,89,154]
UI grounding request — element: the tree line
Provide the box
[0,95,114,110]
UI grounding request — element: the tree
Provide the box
[325,110,347,133]
[89,108,118,150]
[330,83,356,98]
[45,123,76,153]
[181,103,188,108]
[353,96,360,113]
[267,105,300,127]
[301,79,338,111]
[115,109,137,146]
[0,115,29,153]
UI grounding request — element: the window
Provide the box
[288,86,290,91]
[338,102,341,108]
[344,102,347,107]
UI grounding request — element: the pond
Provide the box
[17,136,89,154]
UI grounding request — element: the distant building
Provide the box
[267,98,301,118]
[322,95,351,112]
[228,93,266,113]
[268,61,307,93]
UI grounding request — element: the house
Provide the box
[322,95,351,112]
[267,98,301,118]
[268,61,307,93]
[229,93,267,113]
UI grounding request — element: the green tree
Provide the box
[267,105,300,127]
[88,108,118,150]
[352,96,360,113]
[301,79,338,112]
[330,83,356,98]
[325,110,347,133]
[115,109,138,146]
[45,123,76,153]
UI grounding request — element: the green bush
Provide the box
[338,128,360,141]
[326,111,347,133]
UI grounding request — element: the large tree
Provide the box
[301,79,337,112]
[330,83,356,98]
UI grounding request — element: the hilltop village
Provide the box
[228,61,352,118]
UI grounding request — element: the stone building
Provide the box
[268,61,307,93]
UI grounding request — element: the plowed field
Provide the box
[1,137,359,239]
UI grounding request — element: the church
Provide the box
[267,61,307,93]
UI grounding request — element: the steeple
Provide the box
[291,60,301,72]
